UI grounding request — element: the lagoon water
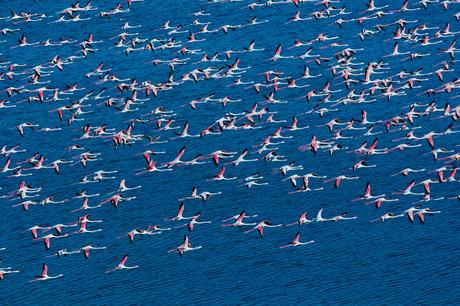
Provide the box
[0,0,459,305]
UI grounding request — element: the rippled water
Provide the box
[0,0,459,304]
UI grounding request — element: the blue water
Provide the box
[0,0,459,304]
